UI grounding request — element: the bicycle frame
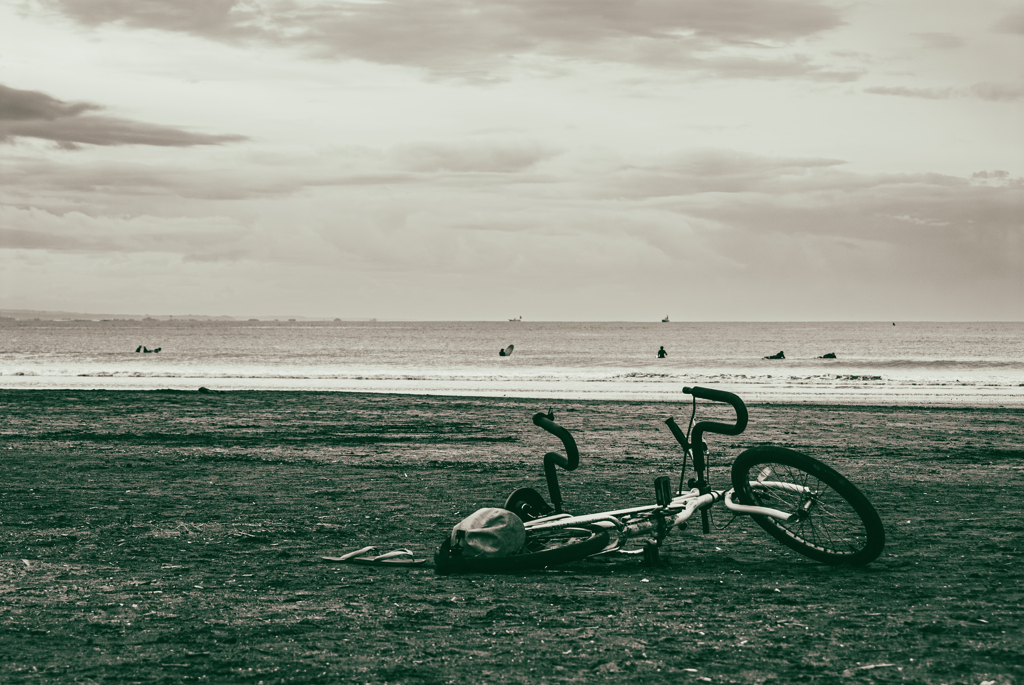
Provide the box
[491,385,886,570]
[521,486,801,553]
[519,386,800,556]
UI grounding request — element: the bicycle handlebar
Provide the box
[676,387,748,535]
[683,386,748,441]
[532,411,580,470]
[533,411,580,514]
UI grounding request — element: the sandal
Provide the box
[322,546,428,566]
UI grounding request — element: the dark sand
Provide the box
[1,390,1021,683]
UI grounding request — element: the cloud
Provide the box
[970,82,1024,102]
[864,82,1024,102]
[40,0,248,35]
[0,83,101,120]
[864,85,953,100]
[0,83,247,148]
[0,205,250,261]
[39,0,850,80]
[993,9,1024,35]
[971,169,1009,180]
[0,142,555,210]
[391,142,558,173]
[585,149,847,199]
[913,32,964,50]
[3,146,1020,319]
[5,146,1019,275]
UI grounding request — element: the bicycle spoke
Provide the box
[733,447,885,565]
[760,463,865,553]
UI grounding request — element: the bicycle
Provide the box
[435,386,886,573]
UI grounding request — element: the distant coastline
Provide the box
[0,309,374,323]
[1,309,1020,323]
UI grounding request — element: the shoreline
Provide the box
[1,383,1022,408]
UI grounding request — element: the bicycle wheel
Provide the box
[435,525,609,575]
[504,487,555,522]
[731,447,885,566]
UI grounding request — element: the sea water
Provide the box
[1,320,1022,405]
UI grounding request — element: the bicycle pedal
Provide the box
[654,476,672,506]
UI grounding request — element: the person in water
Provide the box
[657,346,667,358]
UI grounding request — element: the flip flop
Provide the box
[322,547,428,567]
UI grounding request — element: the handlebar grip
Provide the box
[684,386,742,409]
[532,412,579,468]
[665,416,689,450]
[684,386,748,437]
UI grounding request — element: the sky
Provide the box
[0,0,1022,321]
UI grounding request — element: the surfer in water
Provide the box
[657,346,667,358]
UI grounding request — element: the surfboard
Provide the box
[499,345,514,357]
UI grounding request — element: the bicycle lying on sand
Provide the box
[435,386,885,573]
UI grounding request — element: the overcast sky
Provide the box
[1,0,1021,321]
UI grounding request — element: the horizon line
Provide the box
[1,309,1021,324]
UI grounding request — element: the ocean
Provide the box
[1,320,1021,405]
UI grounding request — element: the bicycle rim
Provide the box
[731,447,885,566]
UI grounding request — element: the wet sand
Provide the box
[1,390,1021,683]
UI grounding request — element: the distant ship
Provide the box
[662,316,670,322]
[509,316,522,322]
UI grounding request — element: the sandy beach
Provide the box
[1,389,1021,683]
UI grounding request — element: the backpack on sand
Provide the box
[435,507,527,574]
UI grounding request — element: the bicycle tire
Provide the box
[435,525,609,575]
[504,487,555,522]
[731,446,885,566]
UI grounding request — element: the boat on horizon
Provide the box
[662,316,670,322]
[509,316,522,322]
